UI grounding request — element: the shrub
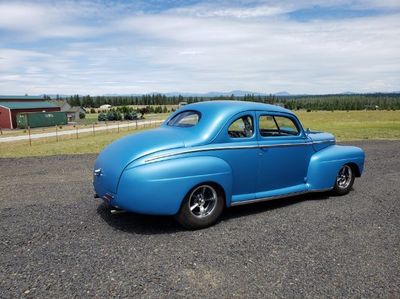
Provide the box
[124,112,138,120]
[106,110,122,121]
[79,112,86,119]
[98,113,107,121]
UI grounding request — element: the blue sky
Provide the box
[0,0,399,95]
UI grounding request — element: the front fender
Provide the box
[115,156,232,215]
[307,145,365,190]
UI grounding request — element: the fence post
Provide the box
[28,126,31,146]
[92,124,95,136]
[0,126,2,135]
[118,122,120,133]
[106,121,108,133]
[55,125,58,142]
[135,119,138,130]
[76,126,78,139]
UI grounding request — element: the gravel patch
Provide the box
[0,141,399,298]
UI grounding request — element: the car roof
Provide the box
[181,100,293,116]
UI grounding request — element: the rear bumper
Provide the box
[93,178,118,206]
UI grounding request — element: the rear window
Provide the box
[167,110,200,127]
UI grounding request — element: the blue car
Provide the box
[93,101,365,229]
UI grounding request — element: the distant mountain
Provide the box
[43,90,292,98]
[163,90,268,97]
[165,90,292,97]
[273,91,291,96]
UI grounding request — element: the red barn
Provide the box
[0,97,60,129]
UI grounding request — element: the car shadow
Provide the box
[97,203,183,235]
[221,192,331,221]
[97,192,332,235]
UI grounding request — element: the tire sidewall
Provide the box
[333,165,355,195]
[176,184,224,229]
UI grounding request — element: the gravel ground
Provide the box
[0,140,399,298]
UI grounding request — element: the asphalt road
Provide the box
[0,140,399,298]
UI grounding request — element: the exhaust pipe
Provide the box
[110,209,126,215]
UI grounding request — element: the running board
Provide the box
[230,188,332,206]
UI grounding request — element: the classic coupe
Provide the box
[93,101,365,229]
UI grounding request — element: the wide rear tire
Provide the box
[175,184,224,230]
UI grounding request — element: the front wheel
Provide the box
[333,164,355,195]
[175,184,224,230]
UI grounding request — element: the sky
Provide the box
[0,0,399,95]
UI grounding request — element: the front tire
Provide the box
[175,184,224,230]
[333,164,355,195]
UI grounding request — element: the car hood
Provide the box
[93,127,184,194]
[306,130,336,151]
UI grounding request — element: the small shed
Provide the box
[66,106,86,122]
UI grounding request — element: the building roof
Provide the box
[66,106,85,113]
[0,95,44,101]
[0,101,59,109]
[50,100,69,107]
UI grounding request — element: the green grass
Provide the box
[0,127,147,158]
[296,110,400,140]
[0,110,399,158]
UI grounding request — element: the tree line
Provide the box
[53,93,400,111]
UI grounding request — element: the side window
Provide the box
[259,115,299,137]
[228,115,254,138]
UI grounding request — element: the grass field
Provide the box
[0,110,399,158]
[0,127,147,157]
[296,110,400,140]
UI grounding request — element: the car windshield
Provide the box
[167,110,200,127]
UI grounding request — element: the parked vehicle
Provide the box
[93,101,365,229]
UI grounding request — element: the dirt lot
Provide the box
[0,141,399,298]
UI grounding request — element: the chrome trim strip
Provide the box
[230,188,333,206]
[311,139,335,144]
[258,142,309,148]
[144,145,259,162]
[144,140,335,163]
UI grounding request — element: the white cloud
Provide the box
[168,4,288,18]
[0,1,399,94]
[0,2,105,39]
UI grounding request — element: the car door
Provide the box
[212,111,259,203]
[256,111,314,198]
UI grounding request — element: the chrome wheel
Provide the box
[188,185,217,218]
[336,165,353,189]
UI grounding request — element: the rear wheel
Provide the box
[333,164,355,195]
[175,184,224,229]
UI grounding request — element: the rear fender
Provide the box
[116,156,232,215]
[307,145,365,190]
